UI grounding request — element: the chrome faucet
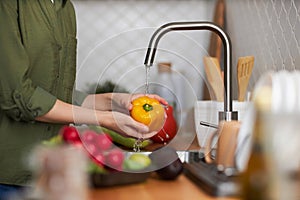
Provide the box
[144,21,238,121]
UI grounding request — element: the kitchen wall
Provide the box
[73,0,300,109]
[73,0,216,113]
[226,0,300,97]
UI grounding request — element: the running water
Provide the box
[133,65,151,152]
[133,138,144,152]
[144,65,151,94]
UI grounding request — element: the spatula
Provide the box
[237,56,254,101]
[203,56,224,102]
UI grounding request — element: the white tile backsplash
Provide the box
[73,0,215,110]
[226,0,300,98]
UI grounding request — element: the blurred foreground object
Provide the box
[241,70,300,200]
[29,146,88,200]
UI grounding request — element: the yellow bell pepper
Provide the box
[130,96,165,131]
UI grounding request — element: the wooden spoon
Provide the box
[237,56,254,101]
[203,56,224,102]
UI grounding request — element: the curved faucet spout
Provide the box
[144,21,237,121]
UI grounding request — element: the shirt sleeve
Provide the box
[0,2,57,122]
[72,89,88,106]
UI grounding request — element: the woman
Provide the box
[0,0,167,196]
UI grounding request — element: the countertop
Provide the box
[88,174,239,200]
[88,136,239,200]
[88,117,239,200]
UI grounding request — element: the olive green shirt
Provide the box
[0,0,86,186]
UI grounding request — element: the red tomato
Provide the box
[151,105,177,143]
[92,152,105,167]
[81,130,98,143]
[60,126,81,144]
[96,133,113,151]
[81,130,98,156]
[105,149,125,169]
[85,143,98,155]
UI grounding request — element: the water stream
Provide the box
[132,65,151,152]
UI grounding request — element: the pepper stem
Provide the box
[143,104,153,112]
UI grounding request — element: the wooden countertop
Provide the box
[88,117,239,200]
[88,135,239,200]
[88,174,239,200]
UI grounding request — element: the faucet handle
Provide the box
[200,121,218,129]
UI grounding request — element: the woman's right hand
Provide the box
[101,111,158,139]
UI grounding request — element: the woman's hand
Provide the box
[82,93,168,113]
[79,93,169,138]
[111,93,168,114]
[101,111,158,139]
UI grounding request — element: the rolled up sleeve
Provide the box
[73,89,88,106]
[0,1,57,122]
[8,87,57,121]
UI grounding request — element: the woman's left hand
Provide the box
[111,93,168,114]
